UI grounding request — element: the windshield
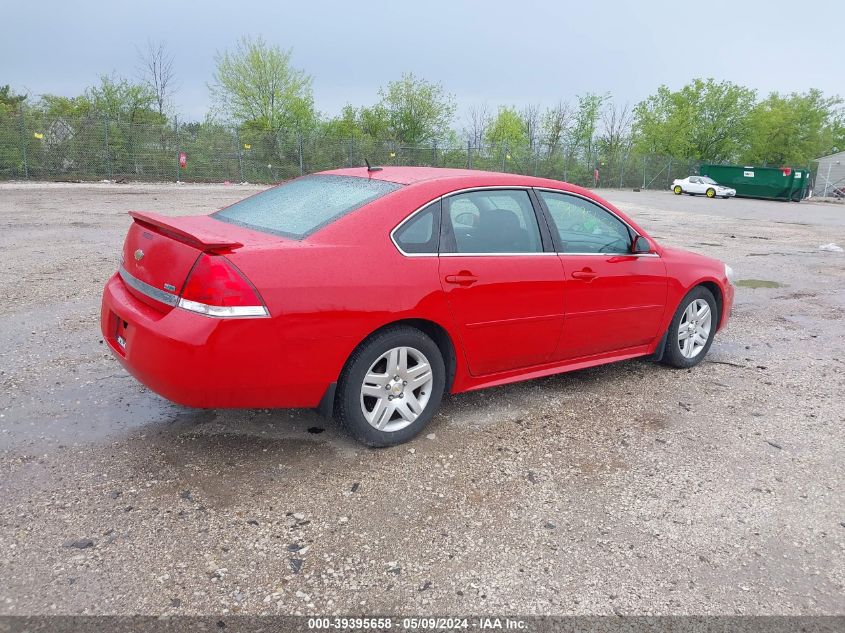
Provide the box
[701,177,718,184]
[214,175,401,238]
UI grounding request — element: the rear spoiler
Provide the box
[129,211,243,252]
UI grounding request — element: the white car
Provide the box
[671,176,736,198]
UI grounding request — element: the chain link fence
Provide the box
[0,110,712,190]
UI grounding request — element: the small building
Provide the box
[813,150,845,198]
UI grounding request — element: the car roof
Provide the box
[318,166,585,191]
[312,166,651,244]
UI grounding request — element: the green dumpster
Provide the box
[700,164,808,201]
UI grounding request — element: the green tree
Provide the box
[358,105,391,141]
[742,90,843,165]
[558,93,606,182]
[377,73,455,144]
[320,105,364,139]
[0,86,28,179]
[322,104,392,142]
[210,36,315,134]
[568,93,606,160]
[39,94,93,119]
[86,75,161,123]
[485,106,528,148]
[0,85,27,117]
[632,79,756,161]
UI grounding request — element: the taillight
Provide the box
[178,254,269,318]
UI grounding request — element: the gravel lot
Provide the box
[0,182,843,616]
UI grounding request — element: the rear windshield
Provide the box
[213,175,401,238]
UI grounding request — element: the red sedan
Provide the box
[101,167,734,446]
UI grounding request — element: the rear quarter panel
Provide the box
[226,183,461,396]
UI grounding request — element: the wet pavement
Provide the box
[0,183,843,615]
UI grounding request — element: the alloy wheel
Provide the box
[677,299,712,359]
[359,346,434,432]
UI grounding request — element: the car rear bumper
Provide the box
[100,273,330,408]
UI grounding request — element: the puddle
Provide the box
[735,279,784,288]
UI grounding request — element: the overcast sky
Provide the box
[3,0,844,124]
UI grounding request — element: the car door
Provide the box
[439,188,566,376]
[688,177,705,194]
[535,189,667,360]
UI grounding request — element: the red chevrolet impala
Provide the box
[101,167,734,446]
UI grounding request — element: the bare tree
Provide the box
[540,101,572,158]
[599,101,634,166]
[137,39,177,117]
[465,103,492,147]
[521,103,542,150]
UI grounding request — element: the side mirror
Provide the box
[632,235,651,254]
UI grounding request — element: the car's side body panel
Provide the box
[438,254,566,375]
[555,253,668,359]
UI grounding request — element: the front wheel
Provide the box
[335,326,446,447]
[706,188,716,198]
[661,287,718,369]
[673,185,683,195]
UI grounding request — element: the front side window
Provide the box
[442,190,542,254]
[538,191,632,254]
[393,200,440,254]
[214,175,401,239]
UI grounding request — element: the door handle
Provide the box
[444,272,478,286]
[571,268,597,281]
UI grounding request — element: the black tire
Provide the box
[673,185,683,195]
[335,325,446,447]
[661,286,718,369]
[706,187,716,198]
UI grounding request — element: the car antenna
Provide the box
[364,158,382,172]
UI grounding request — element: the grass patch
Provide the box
[735,279,784,289]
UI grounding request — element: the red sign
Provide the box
[781,167,791,176]
[179,152,187,169]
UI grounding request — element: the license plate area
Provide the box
[113,313,129,353]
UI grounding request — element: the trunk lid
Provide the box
[121,211,246,311]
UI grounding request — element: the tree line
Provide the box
[1,36,843,183]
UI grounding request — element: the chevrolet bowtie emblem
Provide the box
[134,249,144,261]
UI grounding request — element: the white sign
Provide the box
[744,171,755,178]
[796,171,802,178]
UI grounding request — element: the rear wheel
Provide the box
[706,188,716,198]
[661,286,718,369]
[335,326,445,447]
[673,185,683,195]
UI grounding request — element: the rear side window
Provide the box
[393,200,441,254]
[442,190,543,254]
[214,175,401,239]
